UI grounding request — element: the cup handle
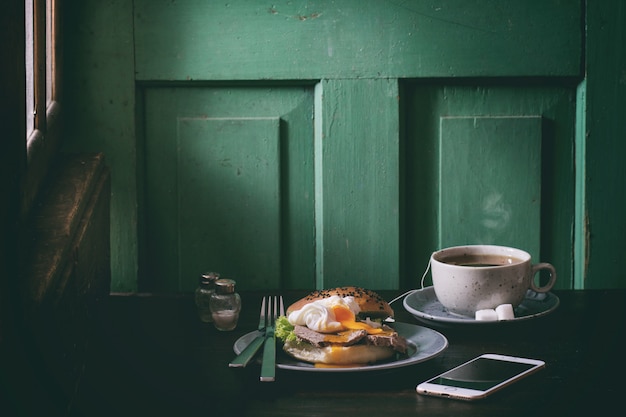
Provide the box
[530,263,557,293]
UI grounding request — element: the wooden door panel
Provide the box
[316,79,400,289]
[134,0,581,80]
[178,117,281,291]
[404,83,576,290]
[142,86,315,291]
[439,116,542,259]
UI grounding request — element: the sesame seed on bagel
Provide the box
[286,286,394,319]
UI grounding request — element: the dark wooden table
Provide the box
[74,290,625,417]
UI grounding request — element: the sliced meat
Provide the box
[365,327,408,354]
[294,325,368,347]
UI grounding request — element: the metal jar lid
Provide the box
[200,272,220,285]
[214,278,236,294]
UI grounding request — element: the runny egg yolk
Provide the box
[331,305,383,334]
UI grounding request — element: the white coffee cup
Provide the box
[430,245,557,317]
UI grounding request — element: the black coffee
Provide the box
[442,254,522,267]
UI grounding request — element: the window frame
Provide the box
[22,0,62,219]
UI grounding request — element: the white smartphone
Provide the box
[416,353,545,401]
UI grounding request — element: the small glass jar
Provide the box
[209,279,241,331]
[194,272,220,323]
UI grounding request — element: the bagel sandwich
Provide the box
[275,287,408,366]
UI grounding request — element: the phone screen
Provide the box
[427,357,538,391]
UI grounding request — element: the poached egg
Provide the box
[287,295,384,334]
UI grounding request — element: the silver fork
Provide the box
[260,295,284,382]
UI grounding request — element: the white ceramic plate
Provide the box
[232,322,448,372]
[403,286,560,326]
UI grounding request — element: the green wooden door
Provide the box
[403,83,576,288]
[132,0,581,291]
[142,86,315,291]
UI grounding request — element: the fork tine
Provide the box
[279,296,285,317]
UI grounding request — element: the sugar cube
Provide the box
[496,304,515,320]
[475,309,498,321]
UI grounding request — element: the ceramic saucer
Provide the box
[403,286,559,326]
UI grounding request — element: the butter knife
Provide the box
[229,297,267,368]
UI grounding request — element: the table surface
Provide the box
[77,289,626,417]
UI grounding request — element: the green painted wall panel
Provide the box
[580,1,626,288]
[62,0,138,292]
[317,79,400,289]
[177,118,281,291]
[134,0,582,81]
[142,86,315,291]
[439,116,542,260]
[404,84,575,289]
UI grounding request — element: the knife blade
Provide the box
[229,297,267,368]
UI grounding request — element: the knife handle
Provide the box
[229,333,265,368]
[259,333,276,382]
